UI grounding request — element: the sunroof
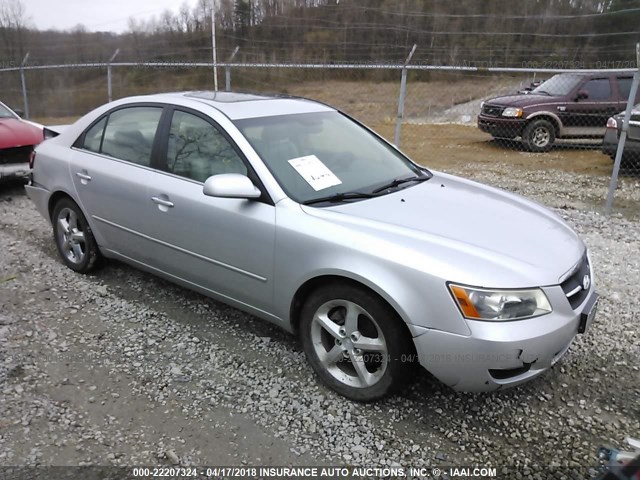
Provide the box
[184,91,272,103]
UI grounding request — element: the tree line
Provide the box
[1,0,639,68]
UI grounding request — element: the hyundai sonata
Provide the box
[26,92,598,401]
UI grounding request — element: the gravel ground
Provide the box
[0,164,639,479]
[448,161,640,218]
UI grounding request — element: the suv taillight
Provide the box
[606,117,618,129]
[29,150,36,169]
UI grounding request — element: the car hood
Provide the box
[614,109,640,121]
[301,172,584,287]
[485,94,561,109]
[0,118,43,149]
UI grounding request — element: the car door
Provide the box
[69,105,165,262]
[613,76,640,143]
[143,108,276,312]
[562,77,618,134]
[616,75,640,109]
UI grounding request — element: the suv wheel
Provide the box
[523,119,556,152]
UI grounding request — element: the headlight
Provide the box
[449,284,552,321]
[501,107,523,118]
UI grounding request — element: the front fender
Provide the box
[526,111,564,130]
[272,202,472,337]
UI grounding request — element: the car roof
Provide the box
[554,71,630,77]
[134,91,335,120]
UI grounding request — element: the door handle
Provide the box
[75,172,91,181]
[151,196,174,208]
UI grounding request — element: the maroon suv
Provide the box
[477,72,639,152]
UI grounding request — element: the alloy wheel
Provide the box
[531,125,551,148]
[310,299,388,389]
[55,207,86,264]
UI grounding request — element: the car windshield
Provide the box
[0,103,16,119]
[531,74,583,96]
[234,111,427,204]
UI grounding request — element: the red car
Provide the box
[0,101,44,181]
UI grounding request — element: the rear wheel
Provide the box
[52,198,100,273]
[523,119,556,152]
[300,283,415,401]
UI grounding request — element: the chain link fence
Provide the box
[1,60,639,215]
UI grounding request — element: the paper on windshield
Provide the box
[288,155,342,191]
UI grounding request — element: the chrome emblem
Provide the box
[582,274,591,291]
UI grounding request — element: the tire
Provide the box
[300,283,415,401]
[52,198,100,273]
[522,119,556,152]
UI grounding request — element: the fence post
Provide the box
[20,52,29,119]
[211,0,218,91]
[107,49,120,103]
[225,46,240,92]
[394,44,417,147]
[605,43,640,214]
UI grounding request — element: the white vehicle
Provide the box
[27,92,598,401]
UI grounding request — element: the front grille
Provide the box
[560,255,591,310]
[0,146,32,166]
[482,104,504,117]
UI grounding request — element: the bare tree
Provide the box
[0,0,29,60]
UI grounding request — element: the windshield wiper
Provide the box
[302,191,376,206]
[534,90,551,96]
[371,174,430,194]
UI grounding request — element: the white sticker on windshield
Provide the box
[288,155,342,191]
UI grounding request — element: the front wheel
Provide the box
[300,283,415,401]
[52,198,100,273]
[522,119,556,152]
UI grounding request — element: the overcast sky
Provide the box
[24,0,200,33]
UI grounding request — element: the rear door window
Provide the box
[79,106,163,167]
[581,78,612,101]
[618,77,633,100]
[82,117,107,153]
[616,76,640,102]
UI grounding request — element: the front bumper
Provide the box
[602,128,619,158]
[602,127,640,159]
[477,115,526,139]
[0,163,30,181]
[414,285,597,392]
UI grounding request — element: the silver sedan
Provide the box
[26,92,598,401]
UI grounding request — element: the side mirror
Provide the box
[576,90,589,101]
[203,173,261,199]
[12,108,24,118]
